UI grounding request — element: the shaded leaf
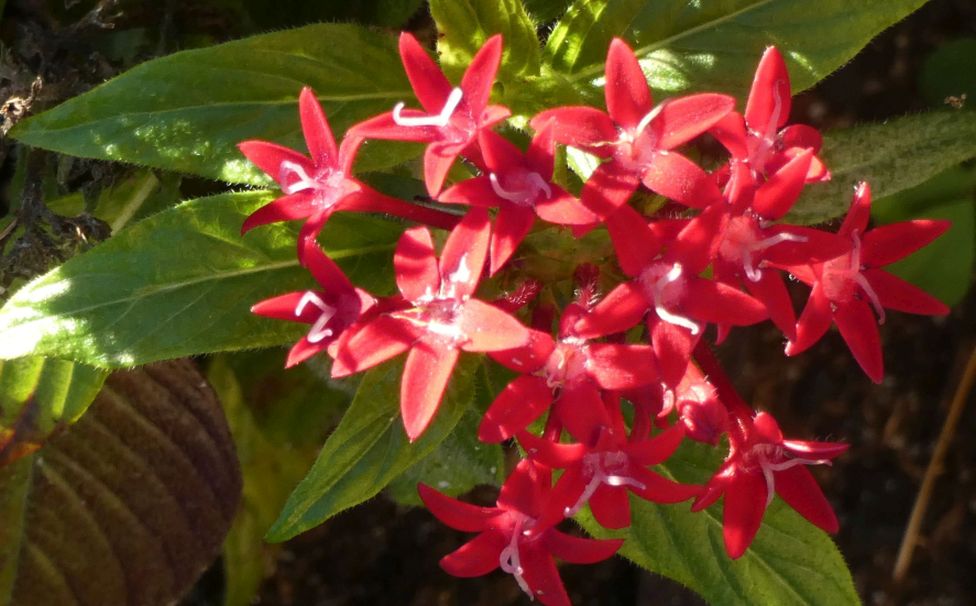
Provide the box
[545,0,925,98]
[523,0,572,23]
[919,38,976,111]
[0,360,241,606]
[791,111,976,223]
[12,24,418,184]
[267,356,479,542]
[579,440,859,606]
[0,190,402,367]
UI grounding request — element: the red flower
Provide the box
[440,124,598,274]
[530,38,734,218]
[782,182,950,382]
[251,239,377,367]
[238,87,456,253]
[348,33,510,196]
[692,411,848,559]
[419,461,623,606]
[330,209,530,440]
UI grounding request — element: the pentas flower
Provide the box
[781,182,950,382]
[440,124,598,274]
[575,205,767,388]
[530,38,734,218]
[671,365,729,445]
[330,209,530,440]
[251,239,378,367]
[693,411,848,559]
[348,33,510,197]
[519,410,698,530]
[419,460,623,606]
[238,87,457,253]
[479,301,657,443]
[710,46,829,203]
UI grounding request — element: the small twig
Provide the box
[892,341,976,582]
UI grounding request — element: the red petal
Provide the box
[395,226,440,303]
[532,466,585,531]
[498,459,546,515]
[241,192,319,234]
[237,140,311,180]
[517,431,586,468]
[834,300,883,383]
[489,329,555,372]
[440,531,506,577]
[490,206,535,275]
[303,240,354,292]
[285,337,327,368]
[710,111,749,158]
[478,129,524,174]
[346,111,438,143]
[574,281,648,338]
[671,203,725,274]
[761,226,849,265]
[864,269,949,316]
[861,219,950,267]
[529,107,617,153]
[607,205,658,276]
[630,466,701,504]
[752,149,813,220]
[605,38,652,129]
[627,423,686,466]
[641,151,722,208]
[461,34,502,115]
[774,466,839,533]
[440,208,491,299]
[839,181,872,236]
[581,162,641,218]
[782,439,849,460]
[745,270,796,341]
[478,376,553,443]
[543,530,623,564]
[723,471,768,559]
[418,484,498,531]
[535,187,600,225]
[683,279,768,326]
[650,318,696,388]
[780,124,823,152]
[438,176,502,208]
[786,283,832,356]
[330,315,416,377]
[519,543,572,606]
[587,343,657,390]
[342,188,460,230]
[745,47,792,135]
[401,342,460,440]
[459,299,530,352]
[251,291,307,323]
[424,141,464,197]
[399,33,454,113]
[298,87,338,165]
[651,93,736,150]
[589,485,631,529]
[554,382,611,444]
[526,120,557,177]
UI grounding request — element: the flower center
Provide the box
[564,451,646,517]
[489,169,552,207]
[744,443,832,507]
[718,215,808,282]
[543,337,589,389]
[279,161,347,208]
[746,81,786,175]
[294,291,337,344]
[820,230,885,323]
[638,261,700,334]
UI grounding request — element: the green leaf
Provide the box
[871,166,976,306]
[0,357,107,465]
[430,0,542,81]
[11,24,418,184]
[791,111,976,224]
[210,352,352,606]
[919,38,976,110]
[523,0,571,23]
[579,440,859,606]
[267,356,479,542]
[545,0,926,97]
[0,190,401,367]
[0,361,241,606]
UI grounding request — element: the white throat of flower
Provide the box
[392,87,464,128]
[295,291,336,343]
[564,451,647,517]
[742,232,808,282]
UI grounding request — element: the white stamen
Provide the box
[634,102,667,140]
[489,172,524,203]
[295,291,337,343]
[564,453,646,517]
[854,273,886,324]
[652,263,701,334]
[744,232,808,282]
[445,253,472,300]
[279,160,318,195]
[392,87,464,128]
[527,172,553,199]
[499,518,533,598]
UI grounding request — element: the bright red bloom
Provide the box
[238,87,456,253]
[530,38,734,218]
[693,411,848,559]
[330,209,530,440]
[782,182,950,382]
[419,461,623,606]
[519,412,698,531]
[479,301,657,443]
[440,124,598,274]
[710,46,829,203]
[348,33,510,197]
[251,239,377,367]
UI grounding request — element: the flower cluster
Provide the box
[241,34,949,605]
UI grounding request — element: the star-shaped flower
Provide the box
[238,87,457,253]
[530,38,734,218]
[348,33,511,197]
[419,460,623,606]
[330,209,530,440]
